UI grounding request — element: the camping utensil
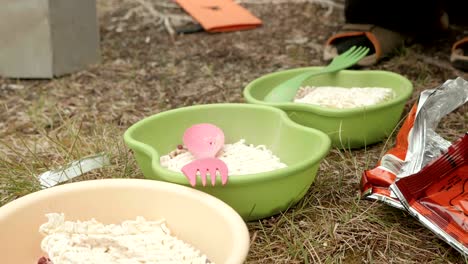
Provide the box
[181,123,229,186]
[263,46,370,102]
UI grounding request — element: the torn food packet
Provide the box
[392,133,468,256]
[361,77,468,209]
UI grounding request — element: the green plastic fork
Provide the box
[263,46,370,102]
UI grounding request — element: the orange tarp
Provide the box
[174,0,262,32]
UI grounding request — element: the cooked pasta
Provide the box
[294,86,394,108]
[160,139,287,175]
[39,213,212,264]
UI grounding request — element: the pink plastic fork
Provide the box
[181,123,229,187]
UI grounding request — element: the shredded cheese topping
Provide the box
[294,86,395,108]
[39,213,212,264]
[160,139,287,175]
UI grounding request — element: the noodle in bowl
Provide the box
[124,103,331,221]
[0,179,250,264]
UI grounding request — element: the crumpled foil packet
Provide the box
[360,77,468,255]
[392,133,467,256]
[361,77,468,208]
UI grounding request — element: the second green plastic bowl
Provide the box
[243,68,413,149]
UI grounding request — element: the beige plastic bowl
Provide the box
[0,179,250,264]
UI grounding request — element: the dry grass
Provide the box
[0,0,467,263]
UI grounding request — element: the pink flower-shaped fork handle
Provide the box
[181,123,229,187]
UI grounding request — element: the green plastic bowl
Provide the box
[243,67,413,149]
[124,103,331,221]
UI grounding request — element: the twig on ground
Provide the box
[131,0,194,36]
[163,16,176,37]
[133,0,164,22]
[153,1,179,9]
